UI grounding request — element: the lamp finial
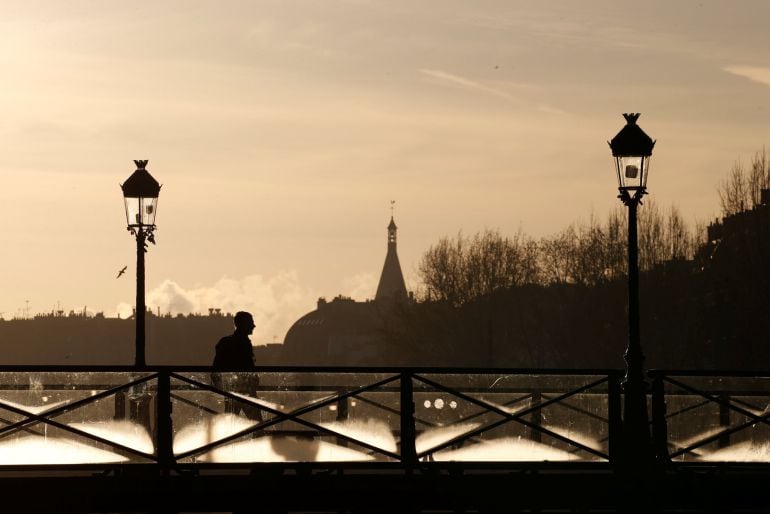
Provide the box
[623,113,640,125]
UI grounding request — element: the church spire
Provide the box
[375,203,408,302]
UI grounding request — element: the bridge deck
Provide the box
[2,463,770,513]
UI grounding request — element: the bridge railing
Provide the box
[5,367,770,468]
[650,370,770,464]
[0,367,623,468]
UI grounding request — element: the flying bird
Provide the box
[116,266,127,279]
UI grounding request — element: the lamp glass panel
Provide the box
[124,197,158,227]
[616,155,650,191]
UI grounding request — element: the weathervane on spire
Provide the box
[390,200,395,218]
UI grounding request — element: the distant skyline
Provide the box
[3,1,770,343]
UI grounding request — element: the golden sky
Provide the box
[3,1,770,342]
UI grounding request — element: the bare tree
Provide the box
[418,234,465,305]
[419,201,699,305]
[419,229,539,306]
[538,227,575,285]
[718,160,750,216]
[573,210,627,286]
[665,205,692,261]
[749,147,770,207]
[538,209,627,287]
[638,200,666,270]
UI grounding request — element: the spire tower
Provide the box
[375,202,408,302]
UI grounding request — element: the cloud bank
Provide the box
[117,271,316,345]
[116,270,380,345]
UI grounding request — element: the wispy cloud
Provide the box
[419,68,522,103]
[724,66,770,87]
[418,68,565,115]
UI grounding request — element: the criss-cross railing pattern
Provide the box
[410,372,615,462]
[0,367,623,467]
[651,371,770,463]
[3,367,770,468]
[170,370,404,463]
[0,370,159,465]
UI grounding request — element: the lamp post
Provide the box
[608,113,656,465]
[121,160,161,368]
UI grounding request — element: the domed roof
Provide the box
[283,297,384,364]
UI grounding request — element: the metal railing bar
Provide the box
[412,385,608,395]
[170,392,218,416]
[665,439,708,456]
[729,396,767,415]
[350,394,439,430]
[173,420,273,460]
[170,372,404,454]
[504,421,606,459]
[411,375,610,458]
[174,399,403,462]
[661,389,770,397]
[669,413,770,458]
[414,415,511,458]
[414,374,609,422]
[413,374,521,420]
[0,373,158,439]
[650,369,770,378]
[448,393,534,427]
[417,410,609,460]
[0,398,157,461]
[171,372,400,413]
[664,377,770,426]
[665,399,712,419]
[187,374,400,417]
[255,385,402,393]
[0,383,150,391]
[542,429,606,458]
[539,394,609,424]
[594,432,689,453]
[348,393,488,453]
[0,365,622,376]
[171,373,403,460]
[0,414,45,437]
[0,381,619,396]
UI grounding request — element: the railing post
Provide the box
[114,390,126,420]
[128,373,151,428]
[719,393,731,448]
[608,373,622,466]
[336,396,349,421]
[156,369,174,469]
[651,373,670,464]
[530,390,542,443]
[129,390,152,429]
[400,370,417,468]
[336,396,349,447]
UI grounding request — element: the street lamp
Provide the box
[121,160,161,367]
[608,113,655,465]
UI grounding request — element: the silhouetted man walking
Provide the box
[212,311,262,421]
